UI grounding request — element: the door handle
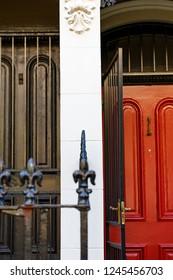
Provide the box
[110,201,131,225]
[121,201,131,225]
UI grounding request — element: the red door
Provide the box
[124,85,173,260]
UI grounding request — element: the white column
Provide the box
[60,0,104,260]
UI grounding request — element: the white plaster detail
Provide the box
[65,0,96,34]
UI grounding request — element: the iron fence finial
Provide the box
[73,130,96,206]
[19,158,43,205]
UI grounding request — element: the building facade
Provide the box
[0,0,173,260]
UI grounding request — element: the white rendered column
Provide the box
[60,0,103,260]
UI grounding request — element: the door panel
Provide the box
[156,99,173,220]
[0,35,60,259]
[0,58,12,167]
[126,244,147,260]
[124,100,144,220]
[124,85,173,260]
[27,54,57,169]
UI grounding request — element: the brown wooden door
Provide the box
[124,85,173,260]
[0,35,60,259]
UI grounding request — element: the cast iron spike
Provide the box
[73,130,96,206]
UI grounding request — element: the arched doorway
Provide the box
[102,13,173,259]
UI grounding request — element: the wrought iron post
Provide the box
[0,159,12,206]
[23,208,33,259]
[19,158,43,205]
[39,208,48,259]
[73,130,96,259]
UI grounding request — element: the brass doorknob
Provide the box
[121,202,131,224]
[110,201,131,225]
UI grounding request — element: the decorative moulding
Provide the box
[64,0,96,34]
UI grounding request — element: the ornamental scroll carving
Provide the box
[65,0,96,34]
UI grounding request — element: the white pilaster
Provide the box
[60,0,103,260]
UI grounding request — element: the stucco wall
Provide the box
[60,1,103,260]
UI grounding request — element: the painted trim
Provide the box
[101,0,173,32]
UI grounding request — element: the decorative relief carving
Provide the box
[65,0,96,34]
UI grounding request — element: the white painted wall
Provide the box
[60,1,103,259]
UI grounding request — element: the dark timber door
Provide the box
[0,34,60,259]
[103,48,128,259]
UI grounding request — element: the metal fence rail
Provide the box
[0,130,95,260]
[0,204,89,260]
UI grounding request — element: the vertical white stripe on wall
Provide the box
[60,0,103,260]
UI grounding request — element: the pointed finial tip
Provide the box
[27,158,36,173]
[80,130,87,161]
[0,159,5,173]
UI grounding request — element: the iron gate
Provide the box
[0,130,95,260]
[103,48,127,259]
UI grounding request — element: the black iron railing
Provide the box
[0,130,95,260]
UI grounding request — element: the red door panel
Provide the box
[124,85,173,260]
[126,244,147,260]
[124,99,144,220]
[156,99,173,220]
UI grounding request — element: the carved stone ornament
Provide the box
[65,0,96,34]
